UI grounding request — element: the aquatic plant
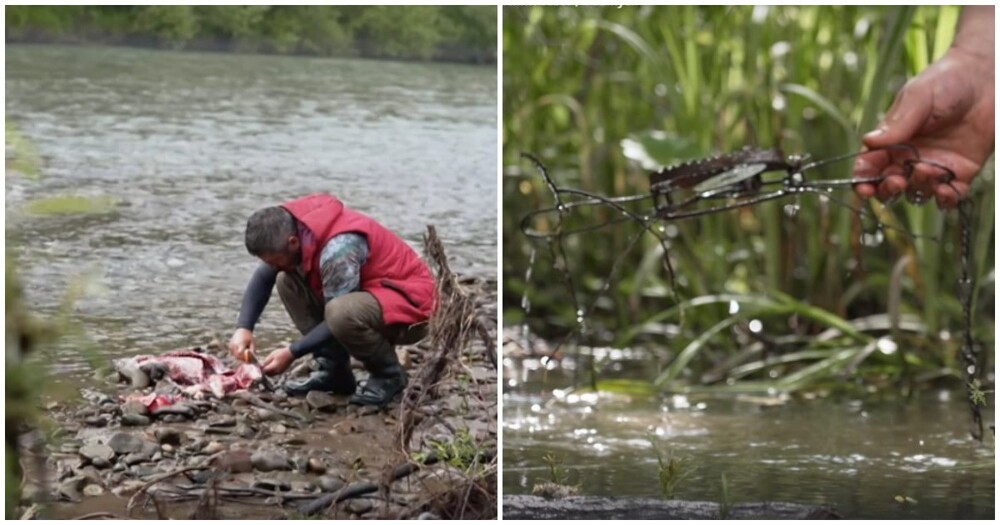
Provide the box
[647,435,697,499]
[504,6,993,408]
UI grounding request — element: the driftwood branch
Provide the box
[297,453,440,517]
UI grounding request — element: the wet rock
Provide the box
[251,449,291,472]
[83,484,104,497]
[347,498,374,514]
[253,479,291,492]
[208,415,237,427]
[161,414,186,423]
[291,481,315,493]
[122,453,147,466]
[155,428,183,446]
[306,391,338,412]
[60,443,81,454]
[217,450,253,473]
[83,416,108,427]
[318,476,345,493]
[254,407,283,422]
[131,465,161,478]
[107,432,145,455]
[269,423,287,435]
[151,404,194,419]
[121,414,151,427]
[161,444,175,454]
[307,457,327,475]
[358,405,380,417]
[235,423,256,439]
[203,441,225,455]
[214,403,235,416]
[79,443,114,464]
[91,457,112,469]
[121,400,149,417]
[58,476,87,501]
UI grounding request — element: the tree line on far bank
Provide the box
[5,6,497,64]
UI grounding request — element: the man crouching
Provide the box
[228,193,435,406]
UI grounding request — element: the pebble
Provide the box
[121,400,149,417]
[107,432,145,455]
[217,450,253,473]
[318,476,345,493]
[208,415,237,427]
[235,423,256,439]
[161,414,186,423]
[121,414,151,426]
[269,423,287,435]
[161,444,175,454]
[79,443,114,464]
[307,457,327,475]
[155,429,183,446]
[203,441,225,455]
[251,449,291,472]
[252,478,291,492]
[58,476,86,501]
[122,453,147,466]
[91,457,112,470]
[306,391,338,412]
[82,484,104,497]
[131,465,161,478]
[83,416,108,428]
[347,498,374,514]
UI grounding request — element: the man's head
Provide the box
[245,206,301,272]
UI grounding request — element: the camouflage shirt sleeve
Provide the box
[318,233,369,302]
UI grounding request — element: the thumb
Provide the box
[862,81,933,149]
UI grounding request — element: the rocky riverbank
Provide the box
[17,231,497,520]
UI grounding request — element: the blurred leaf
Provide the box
[621,130,702,170]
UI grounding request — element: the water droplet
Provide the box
[876,337,897,355]
[728,300,740,315]
[783,204,800,217]
[860,230,885,247]
[967,365,976,375]
[748,319,763,333]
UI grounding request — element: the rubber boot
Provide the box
[284,345,356,397]
[349,342,407,406]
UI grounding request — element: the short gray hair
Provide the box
[245,206,296,255]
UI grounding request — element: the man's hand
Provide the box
[228,328,256,361]
[854,12,995,209]
[261,347,295,376]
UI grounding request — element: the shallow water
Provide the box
[503,353,995,519]
[6,44,496,379]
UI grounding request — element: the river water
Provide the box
[503,352,995,519]
[6,44,497,379]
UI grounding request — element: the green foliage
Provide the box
[647,435,697,499]
[504,6,994,393]
[5,6,497,62]
[542,453,566,484]
[427,428,485,476]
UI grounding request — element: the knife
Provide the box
[240,348,275,391]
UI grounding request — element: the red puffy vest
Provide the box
[281,193,436,326]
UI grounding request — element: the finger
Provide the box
[862,82,934,149]
[876,167,908,202]
[853,149,891,199]
[935,180,969,209]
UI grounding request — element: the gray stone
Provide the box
[254,407,282,422]
[208,415,237,427]
[214,403,235,415]
[91,457,112,469]
[122,453,147,466]
[161,414,185,423]
[131,465,161,478]
[269,423,287,435]
[151,404,194,418]
[121,414,151,427]
[161,444,175,454]
[236,423,256,439]
[347,498,374,514]
[203,441,225,455]
[83,416,108,427]
[79,443,114,464]
[121,400,149,417]
[155,428,183,446]
[318,476,345,493]
[307,457,327,475]
[107,432,145,455]
[251,449,291,472]
[252,478,291,492]
[359,405,380,417]
[58,476,87,501]
[306,390,338,412]
[82,484,104,497]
